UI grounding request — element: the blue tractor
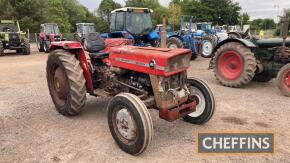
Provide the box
[166,16,216,59]
[100,7,160,47]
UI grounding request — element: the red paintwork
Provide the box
[50,41,83,50]
[159,101,196,122]
[282,69,290,92]
[218,51,244,80]
[109,46,192,77]
[77,49,94,93]
[38,32,62,42]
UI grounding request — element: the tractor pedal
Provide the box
[93,89,110,97]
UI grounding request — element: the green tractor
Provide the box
[0,20,30,55]
[211,16,290,96]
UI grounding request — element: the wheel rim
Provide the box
[168,43,178,49]
[50,65,67,106]
[202,41,213,56]
[188,87,206,117]
[113,107,137,144]
[218,51,244,80]
[282,69,290,92]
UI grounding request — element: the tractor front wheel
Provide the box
[107,93,153,155]
[200,38,214,58]
[22,39,31,55]
[183,78,215,124]
[46,49,87,116]
[0,41,4,56]
[277,63,290,97]
[213,42,257,88]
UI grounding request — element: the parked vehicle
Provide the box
[100,7,160,47]
[76,23,96,44]
[46,33,215,155]
[211,16,290,96]
[36,23,63,53]
[166,16,214,59]
[0,20,30,55]
[155,24,177,38]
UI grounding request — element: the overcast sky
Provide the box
[79,0,290,22]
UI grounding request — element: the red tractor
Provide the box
[46,33,215,155]
[36,23,63,53]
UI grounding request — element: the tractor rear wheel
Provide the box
[277,63,290,97]
[167,37,183,49]
[213,42,257,88]
[46,49,87,116]
[22,39,30,55]
[37,38,44,52]
[0,41,4,56]
[107,93,153,155]
[183,78,215,124]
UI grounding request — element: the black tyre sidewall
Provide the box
[183,78,215,124]
[46,54,74,115]
[107,95,146,155]
[167,37,183,48]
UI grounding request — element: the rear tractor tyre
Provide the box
[107,93,153,155]
[213,42,257,88]
[46,49,87,116]
[277,63,290,97]
[0,42,4,56]
[167,37,183,49]
[22,39,31,55]
[183,78,215,124]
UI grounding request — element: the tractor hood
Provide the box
[109,46,192,77]
[255,38,290,48]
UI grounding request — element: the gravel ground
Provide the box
[0,44,289,163]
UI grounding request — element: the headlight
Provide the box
[165,54,191,73]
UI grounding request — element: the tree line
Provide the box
[0,0,282,34]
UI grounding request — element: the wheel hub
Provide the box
[202,41,213,56]
[115,108,136,141]
[218,51,244,80]
[188,87,206,117]
[53,67,67,102]
[168,44,178,49]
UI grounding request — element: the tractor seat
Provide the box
[89,52,109,59]
[84,33,105,53]
[256,38,290,48]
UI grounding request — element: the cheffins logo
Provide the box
[197,131,274,154]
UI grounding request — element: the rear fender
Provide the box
[50,41,94,94]
[212,38,256,55]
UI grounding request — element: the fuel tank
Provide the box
[255,38,290,48]
[109,46,192,77]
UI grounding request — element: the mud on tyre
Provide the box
[46,49,87,116]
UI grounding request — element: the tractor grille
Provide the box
[54,35,61,41]
[9,33,21,47]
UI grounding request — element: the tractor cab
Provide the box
[76,23,96,40]
[196,22,213,34]
[105,7,160,47]
[40,23,62,41]
[0,20,20,33]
